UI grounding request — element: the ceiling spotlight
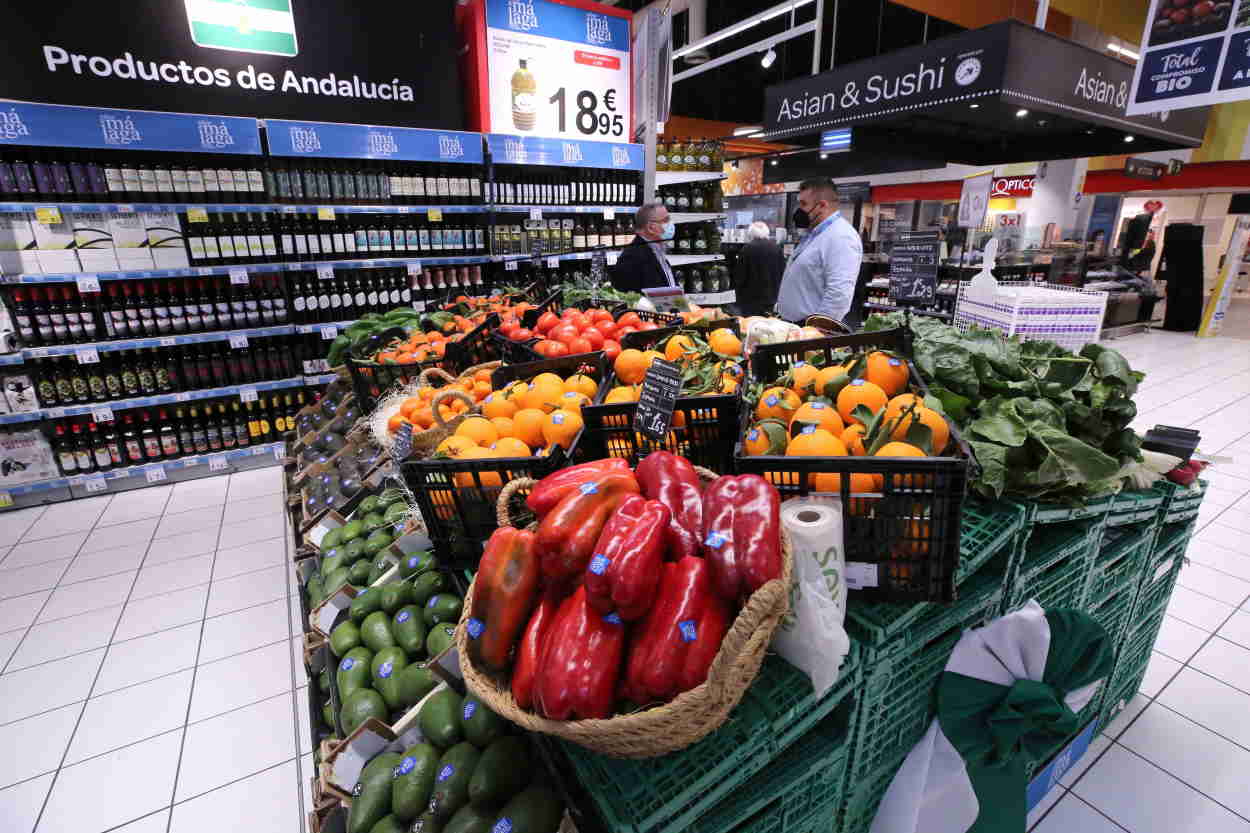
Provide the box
[733,125,763,136]
[969,103,980,109]
[761,47,777,69]
[1124,135,1135,142]
[820,153,829,159]
[1015,109,1029,118]
[769,158,778,166]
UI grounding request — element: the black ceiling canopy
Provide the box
[761,20,1210,164]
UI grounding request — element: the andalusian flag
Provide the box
[186,0,299,57]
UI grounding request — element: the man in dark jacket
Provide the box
[733,221,785,315]
[609,202,675,293]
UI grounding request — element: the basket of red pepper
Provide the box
[454,454,793,758]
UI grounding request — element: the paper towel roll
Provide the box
[780,499,847,622]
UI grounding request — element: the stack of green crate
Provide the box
[1005,518,1103,612]
[1085,524,1158,644]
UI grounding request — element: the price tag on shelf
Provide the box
[239,387,258,403]
[83,476,107,494]
[427,209,443,222]
[606,251,619,266]
[504,260,518,272]
[252,445,267,456]
[273,445,284,461]
[46,408,65,419]
[76,347,100,365]
[175,392,190,402]
[406,262,422,276]
[320,326,337,340]
[116,204,135,213]
[603,208,616,220]
[159,337,176,347]
[529,208,543,222]
[145,465,166,484]
[317,207,336,221]
[208,455,228,472]
[35,206,63,225]
[229,335,249,349]
[0,491,12,508]
[396,206,410,213]
[317,265,334,281]
[228,268,249,285]
[546,257,560,269]
[91,406,114,423]
[76,275,100,294]
[186,207,209,223]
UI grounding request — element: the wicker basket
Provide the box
[366,375,481,460]
[455,469,794,758]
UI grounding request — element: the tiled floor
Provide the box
[0,467,307,833]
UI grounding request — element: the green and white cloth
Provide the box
[871,601,1114,833]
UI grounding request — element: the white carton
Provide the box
[71,212,119,272]
[0,214,40,275]
[0,428,59,486]
[106,212,155,270]
[31,214,79,274]
[144,211,188,269]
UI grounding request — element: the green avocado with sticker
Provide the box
[346,751,403,833]
[391,742,440,822]
[350,588,383,623]
[398,550,435,579]
[392,605,427,656]
[371,646,409,710]
[424,594,463,627]
[336,646,373,699]
[341,687,388,736]
[380,581,414,614]
[428,742,480,823]
[330,620,362,657]
[427,622,457,658]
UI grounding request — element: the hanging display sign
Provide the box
[475,0,632,142]
[1125,0,1250,115]
[0,100,262,155]
[0,0,464,128]
[267,120,484,164]
[958,172,994,229]
[486,134,644,169]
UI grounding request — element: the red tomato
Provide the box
[550,325,579,344]
[616,325,638,338]
[593,321,618,341]
[510,328,533,342]
[561,307,580,319]
[636,321,658,332]
[582,328,605,350]
[564,313,589,332]
[546,341,569,357]
[532,340,553,357]
[567,336,593,355]
[498,320,520,338]
[589,308,614,323]
[617,312,642,329]
[602,340,621,362]
[535,311,560,334]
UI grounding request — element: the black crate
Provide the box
[619,315,735,350]
[520,289,563,328]
[443,312,503,374]
[496,333,544,365]
[734,328,972,602]
[489,350,611,394]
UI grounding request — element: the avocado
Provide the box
[412,811,443,833]
[346,752,403,833]
[428,742,480,823]
[321,551,347,576]
[412,571,449,606]
[321,527,344,550]
[322,567,350,595]
[350,588,384,624]
[371,646,409,710]
[392,606,427,657]
[442,804,495,833]
[397,663,440,708]
[391,742,441,822]
[318,667,331,694]
[349,559,374,586]
[398,550,435,579]
[419,688,463,748]
[364,528,394,556]
[427,623,457,658]
[321,699,335,729]
[356,495,381,516]
[367,557,395,586]
[344,539,367,561]
[341,687,388,736]
[341,519,365,543]
[490,785,563,833]
[368,816,405,833]
[424,594,463,627]
[337,646,373,699]
[380,581,414,614]
[363,511,387,531]
[384,501,409,525]
[330,621,362,657]
[306,576,325,606]
[468,736,531,809]
[460,696,505,749]
[360,610,397,653]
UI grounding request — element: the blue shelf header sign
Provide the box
[486,135,643,170]
[486,0,630,52]
[266,120,485,164]
[0,100,262,155]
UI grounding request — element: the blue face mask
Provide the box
[660,221,676,240]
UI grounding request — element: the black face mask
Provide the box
[792,208,812,229]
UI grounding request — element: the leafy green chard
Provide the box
[864,312,1144,501]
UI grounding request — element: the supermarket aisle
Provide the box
[1032,327,1250,833]
[0,467,307,833]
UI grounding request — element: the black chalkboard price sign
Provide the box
[633,358,684,441]
[889,231,941,305]
[391,421,414,462]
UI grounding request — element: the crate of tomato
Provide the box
[735,327,972,602]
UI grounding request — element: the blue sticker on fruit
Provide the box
[851,379,865,386]
[427,595,439,607]
[794,360,806,367]
[378,661,394,678]
[678,620,698,642]
[810,401,826,409]
[748,429,759,442]
[579,481,598,495]
[704,531,728,548]
[553,412,565,424]
[467,617,485,639]
[340,658,354,671]
[604,612,623,625]
[765,394,778,406]
[408,556,420,568]
[493,820,513,833]
[589,554,610,575]
[800,424,816,434]
[358,588,368,595]
[889,358,902,366]
[399,756,415,775]
[397,610,411,623]
[463,701,477,721]
[437,764,455,782]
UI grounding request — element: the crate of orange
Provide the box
[734,327,973,602]
[399,352,610,565]
[580,322,744,473]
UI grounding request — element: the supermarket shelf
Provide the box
[493,248,623,264]
[656,171,727,186]
[0,376,310,425]
[2,255,489,284]
[489,205,637,214]
[0,202,486,215]
[304,373,340,385]
[23,325,295,358]
[294,320,357,335]
[687,290,736,305]
[0,353,24,366]
[0,441,285,498]
[669,254,725,265]
[671,213,726,224]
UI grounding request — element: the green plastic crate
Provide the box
[560,651,860,833]
[1101,603,1169,727]
[1087,525,1154,604]
[847,565,1005,651]
[1133,546,1185,624]
[1023,494,1114,525]
[1160,479,1207,524]
[1023,694,1103,783]
[839,751,909,833]
[955,499,1028,586]
[1107,488,1166,528]
[1008,521,1099,611]
[690,700,856,833]
[1087,582,1135,649]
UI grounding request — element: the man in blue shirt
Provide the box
[776,178,863,324]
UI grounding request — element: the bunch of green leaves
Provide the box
[557,279,641,308]
[864,312,1145,501]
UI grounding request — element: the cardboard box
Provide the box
[107,212,155,270]
[0,214,40,275]
[144,210,189,269]
[71,211,119,272]
[2,374,39,413]
[0,428,59,486]
[31,214,79,274]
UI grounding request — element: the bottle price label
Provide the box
[317,265,334,281]
[504,260,518,271]
[91,406,114,423]
[0,491,12,508]
[529,208,543,221]
[320,326,338,340]
[186,208,209,223]
[317,207,336,221]
[159,337,176,347]
[546,257,560,269]
[76,347,100,365]
[35,206,63,225]
[175,392,190,402]
[603,208,616,220]
[406,262,423,276]
[273,445,284,461]
[229,335,249,349]
[145,466,167,484]
[239,387,258,403]
[228,268,249,285]
[252,445,267,455]
[427,209,443,222]
[83,477,107,494]
[76,275,101,293]
[208,455,228,472]
[606,251,619,266]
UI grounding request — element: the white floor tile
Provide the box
[0,506,46,546]
[215,513,285,550]
[7,604,123,671]
[222,494,284,525]
[109,810,171,833]
[1121,704,1250,819]
[298,752,313,829]
[1179,561,1250,607]
[198,598,289,664]
[1153,615,1211,663]
[164,478,230,515]
[20,496,109,541]
[76,518,159,557]
[0,649,103,725]
[1166,586,1236,632]
[95,622,201,696]
[1214,507,1250,534]
[0,773,54,833]
[1102,693,1149,739]
[1196,523,1250,557]
[1058,735,1111,789]
[0,558,72,600]
[175,692,295,802]
[1,531,87,570]
[295,685,312,756]
[1140,651,1183,698]
[1217,609,1250,649]
[38,730,181,833]
[1073,743,1250,833]
[129,554,213,602]
[0,591,51,634]
[96,487,171,527]
[1033,793,1124,833]
[153,506,222,541]
[66,670,193,765]
[143,528,219,565]
[112,584,208,643]
[1157,668,1250,750]
[0,631,23,668]
[1187,539,1250,581]
[188,640,292,723]
[36,570,135,623]
[204,565,286,618]
[226,467,283,502]
[1190,636,1250,693]
[0,703,81,789]
[169,758,299,833]
[211,538,285,581]
[59,542,147,585]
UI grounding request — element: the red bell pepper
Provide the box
[534,585,625,720]
[585,495,669,621]
[511,584,562,710]
[467,526,540,671]
[535,469,640,578]
[635,451,704,561]
[621,556,731,704]
[701,474,783,603]
[525,458,632,519]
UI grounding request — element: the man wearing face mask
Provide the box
[776,178,863,324]
[610,202,677,293]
